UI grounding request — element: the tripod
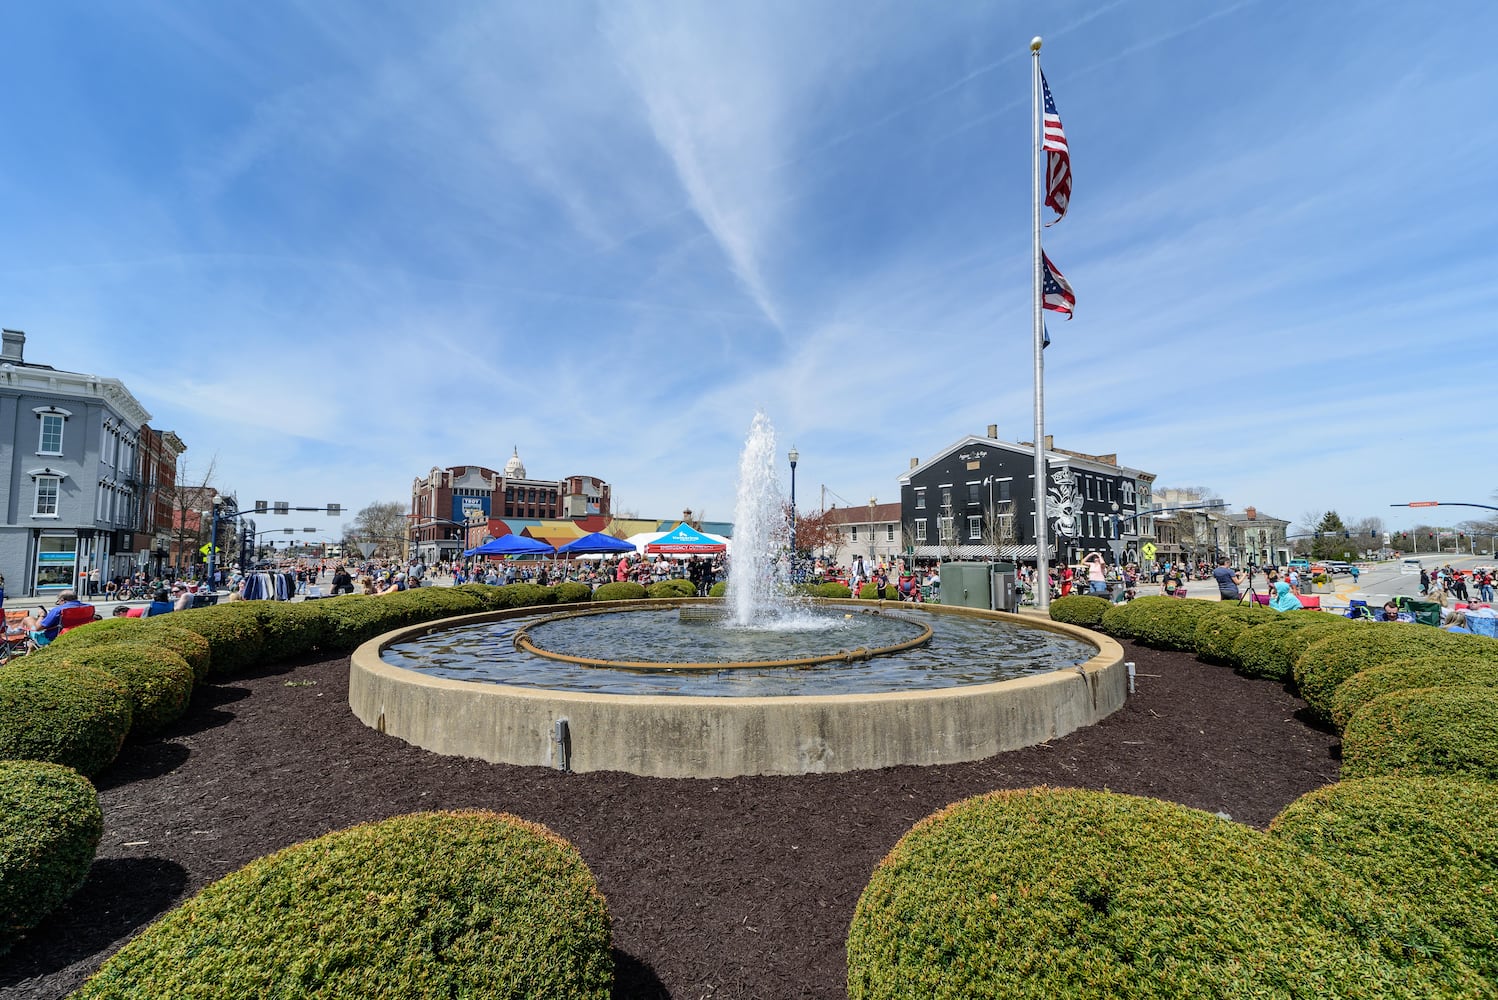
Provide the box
[1237,561,1260,605]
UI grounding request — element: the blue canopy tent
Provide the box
[646,522,728,555]
[462,534,555,558]
[557,531,637,555]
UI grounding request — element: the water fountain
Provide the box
[348,414,1125,777]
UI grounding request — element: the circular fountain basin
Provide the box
[349,599,1125,778]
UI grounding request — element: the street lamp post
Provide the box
[788,446,799,583]
[869,496,877,563]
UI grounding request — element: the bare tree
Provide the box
[163,455,221,574]
[344,501,409,560]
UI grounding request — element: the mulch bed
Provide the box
[2,640,1339,1000]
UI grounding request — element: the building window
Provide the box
[915,520,928,542]
[941,488,952,510]
[915,490,926,509]
[997,480,1011,502]
[967,483,981,506]
[939,517,954,542]
[886,524,894,541]
[35,475,60,515]
[39,413,64,455]
[851,526,858,541]
[968,516,982,540]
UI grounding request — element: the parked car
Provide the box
[1289,558,1311,571]
[1323,560,1353,575]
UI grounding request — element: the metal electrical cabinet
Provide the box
[939,562,1017,611]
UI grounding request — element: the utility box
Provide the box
[940,562,1017,611]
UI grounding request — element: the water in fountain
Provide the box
[727,410,792,626]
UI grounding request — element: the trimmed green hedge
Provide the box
[552,582,593,604]
[593,582,647,602]
[52,643,194,738]
[1047,595,1110,629]
[0,760,102,956]
[815,582,851,599]
[647,579,698,599]
[493,584,557,609]
[857,583,900,600]
[150,604,267,677]
[1293,626,1493,727]
[1094,595,1176,640]
[1191,603,1275,665]
[847,787,1476,998]
[1228,616,1351,682]
[73,811,613,999]
[1342,686,1498,781]
[1270,774,1498,980]
[1331,656,1498,731]
[49,620,212,685]
[1129,600,1221,652]
[0,664,132,778]
[708,581,728,598]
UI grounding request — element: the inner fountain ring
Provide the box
[510,604,934,671]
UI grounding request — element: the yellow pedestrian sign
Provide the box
[199,543,218,556]
[1141,542,1157,562]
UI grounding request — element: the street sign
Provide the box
[1141,542,1157,562]
[1407,501,1439,508]
[356,541,378,559]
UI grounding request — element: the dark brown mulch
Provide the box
[1,640,1339,1000]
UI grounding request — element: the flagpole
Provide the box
[1030,35,1051,612]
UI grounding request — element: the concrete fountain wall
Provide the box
[348,600,1126,779]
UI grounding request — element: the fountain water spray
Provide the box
[728,411,790,626]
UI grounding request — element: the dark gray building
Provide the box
[898,425,1155,567]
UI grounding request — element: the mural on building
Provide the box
[1046,469,1082,542]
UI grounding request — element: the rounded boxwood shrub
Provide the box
[493,583,558,609]
[1095,595,1175,640]
[49,621,212,685]
[156,604,268,678]
[1228,617,1351,682]
[73,811,613,999]
[816,582,850,599]
[1129,600,1220,652]
[857,583,900,600]
[1192,602,1275,665]
[1047,595,1110,629]
[1331,656,1498,731]
[551,582,593,604]
[1270,774,1498,980]
[452,583,507,609]
[0,664,132,778]
[1342,686,1498,781]
[593,582,647,602]
[1293,627,1492,726]
[647,579,698,599]
[847,787,1475,999]
[708,581,728,598]
[52,643,194,738]
[0,760,103,956]
[238,602,334,664]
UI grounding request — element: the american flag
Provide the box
[1041,70,1071,225]
[1042,252,1075,318]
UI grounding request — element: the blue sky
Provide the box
[2,0,1495,537]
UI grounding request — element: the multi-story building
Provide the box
[133,425,187,577]
[409,448,611,564]
[822,502,903,567]
[899,425,1155,567]
[0,329,185,596]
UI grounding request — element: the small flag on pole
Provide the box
[1042,252,1075,318]
[1041,70,1071,225]
[1043,323,1051,349]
